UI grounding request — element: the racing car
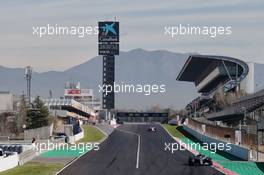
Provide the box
[148,126,157,132]
[188,154,213,166]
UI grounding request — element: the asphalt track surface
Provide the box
[58,124,223,175]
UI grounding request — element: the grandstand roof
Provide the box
[177,55,250,122]
[43,98,95,118]
[177,55,248,93]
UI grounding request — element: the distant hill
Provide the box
[0,49,200,110]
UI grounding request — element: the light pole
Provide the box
[256,118,259,162]
[255,109,261,162]
[24,66,33,106]
[23,124,26,145]
[243,108,247,126]
[241,107,247,129]
[194,103,197,118]
[186,106,191,117]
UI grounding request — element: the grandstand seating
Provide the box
[207,90,264,121]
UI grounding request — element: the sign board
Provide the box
[102,55,115,109]
[98,21,119,56]
[98,21,119,110]
[98,43,119,55]
[64,89,93,97]
[98,22,119,42]
[80,89,93,96]
[235,130,242,145]
[64,89,81,96]
[202,124,206,134]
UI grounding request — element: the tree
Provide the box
[26,96,50,129]
[16,94,28,133]
[213,89,247,111]
[0,112,17,135]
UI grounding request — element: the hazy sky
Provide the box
[0,0,263,72]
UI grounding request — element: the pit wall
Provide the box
[182,123,250,160]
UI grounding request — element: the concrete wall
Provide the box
[64,125,73,136]
[183,125,250,160]
[0,92,13,112]
[254,63,264,92]
[240,62,255,94]
[24,125,53,140]
[68,124,84,144]
[68,131,84,144]
[0,154,19,172]
[240,62,264,94]
[74,131,84,141]
[18,148,37,165]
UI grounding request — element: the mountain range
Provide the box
[3,49,262,110]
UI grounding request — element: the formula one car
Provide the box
[188,154,213,166]
[148,126,157,132]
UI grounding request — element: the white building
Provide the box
[240,62,264,94]
[64,82,101,111]
[0,92,14,112]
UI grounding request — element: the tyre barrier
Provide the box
[0,145,23,154]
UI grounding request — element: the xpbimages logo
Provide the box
[164,24,232,38]
[164,141,232,154]
[98,82,166,96]
[32,24,98,38]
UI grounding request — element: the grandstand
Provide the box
[177,55,249,120]
[177,55,264,123]
[177,55,264,160]
[44,98,96,134]
[43,98,95,120]
[177,55,248,94]
[207,89,264,127]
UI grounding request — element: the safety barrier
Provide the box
[182,125,249,160]
[18,148,37,165]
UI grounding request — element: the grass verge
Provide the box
[162,124,264,175]
[77,125,106,143]
[0,162,63,175]
[162,124,184,138]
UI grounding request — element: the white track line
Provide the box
[136,135,140,169]
[94,126,108,138]
[116,129,141,169]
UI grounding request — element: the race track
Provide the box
[58,124,223,175]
